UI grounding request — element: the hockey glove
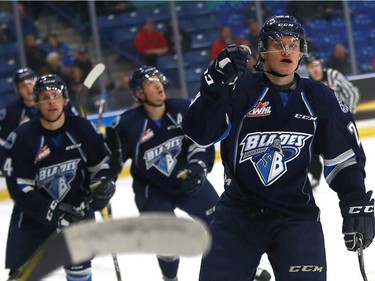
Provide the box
[340,190,375,251]
[177,160,207,196]
[46,200,85,228]
[91,180,116,211]
[200,44,251,102]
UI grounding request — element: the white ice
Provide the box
[1,137,375,281]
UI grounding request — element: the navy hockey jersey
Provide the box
[3,114,112,226]
[111,98,215,195]
[182,72,366,220]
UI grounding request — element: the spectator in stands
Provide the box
[164,19,192,54]
[108,75,137,110]
[64,64,85,110]
[210,25,241,61]
[43,33,75,67]
[244,17,260,57]
[95,1,135,15]
[24,34,48,75]
[42,51,66,77]
[246,1,272,22]
[287,1,343,24]
[7,2,39,41]
[326,43,352,75]
[73,47,95,78]
[135,19,169,66]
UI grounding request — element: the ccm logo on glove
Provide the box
[348,205,374,214]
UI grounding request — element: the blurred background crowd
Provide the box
[1,1,375,114]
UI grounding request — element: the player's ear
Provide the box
[135,91,145,102]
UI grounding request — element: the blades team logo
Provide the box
[38,159,80,200]
[246,101,272,117]
[239,132,312,186]
[144,136,183,176]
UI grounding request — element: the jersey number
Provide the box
[347,122,361,146]
[3,158,13,176]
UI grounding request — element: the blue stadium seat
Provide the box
[184,49,210,68]
[117,10,145,26]
[112,25,139,46]
[0,59,18,76]
[0,42,18,59]
[191,32,215,50]
[140,5,170,22]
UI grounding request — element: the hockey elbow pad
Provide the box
[340,190,375,251]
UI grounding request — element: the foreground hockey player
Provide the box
[111,66,220,281]
[3,74,116,281]
[182,15,374,281]
[304,53,361,187]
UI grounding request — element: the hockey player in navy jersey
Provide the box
[3,74,116,281]
[182,15,374,281]
[111,66,219,281]
[0,68,78,146]
[0,68,78,174]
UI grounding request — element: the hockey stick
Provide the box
[79,126,122,210]
[356,235,368,281]
[78,63,106,118]
[96,98,123,280]
[101,205,122,281]
[7,213,211,281]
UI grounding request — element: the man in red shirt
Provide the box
[135,20,169,66]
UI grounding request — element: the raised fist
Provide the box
[200,44,251,101]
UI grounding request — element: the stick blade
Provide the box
[9,214,211,281]
[83,63,105,89]
[66,213,212,263]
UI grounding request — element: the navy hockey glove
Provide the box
[177,160,207,196]
[92,180,116,211]
[340,190,375,251]
[46,200,85,228]
[200,44,251,102]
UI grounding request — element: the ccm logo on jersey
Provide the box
[289,265,324,272]
[294,114,317,121]
[348,205,374,214]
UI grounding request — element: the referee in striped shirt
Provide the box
[305,53,361,187]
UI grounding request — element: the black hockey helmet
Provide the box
[304,53,322,65]
[129,65,167,94]
[13,67,37,86]
[258,15,308,55]
[33,74,69,102]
